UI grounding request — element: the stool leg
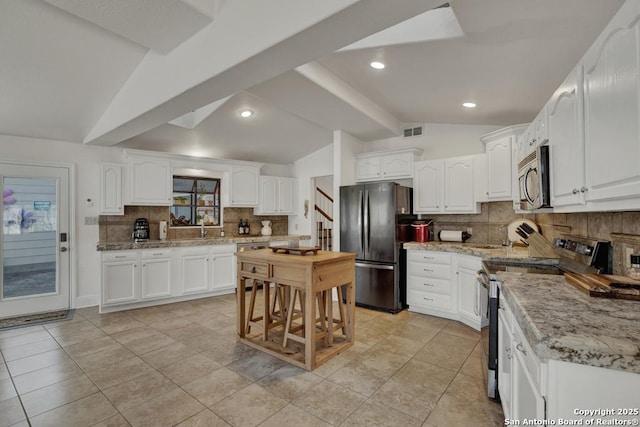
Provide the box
[263,281,270,341]
[326,290,334,346]
[336,286,347,334]
[283,288,298,348]
[245,280,257,334]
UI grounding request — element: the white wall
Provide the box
[366,123,503,159]
[290,143,334,235]
[0,135,123,307]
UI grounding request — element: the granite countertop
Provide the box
[97,234,311,251]
[497,271,640,374]
[403,241,554,263]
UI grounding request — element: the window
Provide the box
[170,176,220,227]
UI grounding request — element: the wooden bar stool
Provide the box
[246,281,287,341]
[282,289,329,348]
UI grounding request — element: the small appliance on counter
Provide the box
[411,220,433,242]
[132,218,150,242]
[438,230,471,242]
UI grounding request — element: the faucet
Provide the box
[200,222,207,238]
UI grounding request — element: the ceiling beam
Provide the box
[295,61,403,136]
[83,0,442,146]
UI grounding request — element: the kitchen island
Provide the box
[236,248,356,371]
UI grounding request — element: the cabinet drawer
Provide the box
[408,261,451,279]
[102,251,138,262]
[142,249,172,259]
[239,261,268,277]
[408,289,452,311]
[407,251,452,265]
[407,275,452,295]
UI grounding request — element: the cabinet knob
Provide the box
[572,188,579,194]
[580,187,587,193]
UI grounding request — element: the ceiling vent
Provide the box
[403,125,424,138]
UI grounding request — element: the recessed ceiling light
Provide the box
[370,61,385,70]
[463,102,477,108]
[240,109,254,118]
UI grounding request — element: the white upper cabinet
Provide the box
[414,156,478,214]
[481,125,527,202]
[254,176,296,215]
[583,0,640,203]
[355,148,423,182]
[229,165,260,207]
[444,156,477,212]
[413,160,443,213]
[128,156,172,205]
[99,163,123,215]
[548,66,587,208]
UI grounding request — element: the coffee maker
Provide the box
[132,218,150,242]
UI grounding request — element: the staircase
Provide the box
[315,186,333,251]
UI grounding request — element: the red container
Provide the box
[411,221,430,242]
[397,224,411,242]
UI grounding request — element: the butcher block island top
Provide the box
[236,249,356,371]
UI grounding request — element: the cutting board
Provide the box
[564,272,640,301]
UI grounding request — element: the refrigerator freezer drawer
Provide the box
[354,262,398,311]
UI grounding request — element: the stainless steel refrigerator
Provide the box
[339,182,414,312]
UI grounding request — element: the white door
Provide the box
[1,163,71,318]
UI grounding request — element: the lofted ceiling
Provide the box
[0,0,624,165]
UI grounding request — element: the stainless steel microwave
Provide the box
[518,145,551,210]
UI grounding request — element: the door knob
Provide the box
[60,247,68,252]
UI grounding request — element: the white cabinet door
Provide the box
[255,176,296,215]
[141,256,172,300]
[413,160,443,213]
[485,137,513,200]
[512,341,546,421]
[211,251,235,292]
[102,259,138,306]
[129,157,171,205]
[181,252,209,294]
[277,177,295,214]
[355,157,381,181]
[230,166,260,207]
[456,256,482,330]
[549,67,586,208]
[583,4,640,202]
[380,152,413,179]
[100,163,123,215]
[498,306,514,420]
[444,156,476,212]
[258,176,278,213]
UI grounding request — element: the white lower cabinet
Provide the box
[406,250,485,330]
[498,285,640,423]
[101,245,236,312]
[456,255,486,330]
[141,250,172,299]
[102,251,139,306]
[180,248,210,295]
[498,291,545,422]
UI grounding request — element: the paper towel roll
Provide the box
[159,221,168,241]
[439,230,469,242]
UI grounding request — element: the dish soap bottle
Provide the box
[243,219,250,235]
[238,219,244,235]
[627,254,640,280]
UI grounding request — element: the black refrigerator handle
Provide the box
[364,189,370,255]
[358,190,364,254]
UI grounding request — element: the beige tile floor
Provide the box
[0,294,504,426]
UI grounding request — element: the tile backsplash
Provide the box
[428,201,640,274]
[99,207,288,242]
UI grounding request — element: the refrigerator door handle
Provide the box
[363,189,370,255]
[358,190,364,254]
[355,262,395,270]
